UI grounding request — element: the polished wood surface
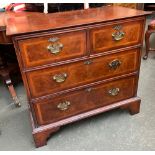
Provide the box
[18,30,86,68]
[34,75,137,125]
[90,18,144,53]
[0,12,7,29]
[27,48,140,99]
[0,13,12,44]
[32,97,141,147]
[0,6,150,36]
[11,6,148,147]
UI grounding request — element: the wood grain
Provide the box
[1,6,150,35]
[27,48,140,99]
[90,18,144,53]
[34,75,137,125]
[18,30,87,68]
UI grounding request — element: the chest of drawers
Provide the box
[4,6,149,147]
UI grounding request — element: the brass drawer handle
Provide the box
[109,59,121,70]
[57,101,71,111]
[47,37,63,55]
[112,25,125,41]
[108,88,120,96]
[53,73,67,83]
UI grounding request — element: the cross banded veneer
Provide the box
[1,6,150,147]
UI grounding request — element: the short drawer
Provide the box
[27,48,140,98]
[34,75,137,125]
[90,18,144,54]
[18,30,86,68]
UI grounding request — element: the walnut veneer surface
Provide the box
[1,6,150,35]
[0,6,150,148]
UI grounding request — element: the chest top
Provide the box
[0,6,150,36]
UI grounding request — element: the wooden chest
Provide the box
[4,6,149,147]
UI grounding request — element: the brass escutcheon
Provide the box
[85,87,92,92]
[57,101,71,111]
[109,59,121,70]
[108,88,120,96]
[53,73,67,83]
[47,37,63,54]
[112,25,125,41]
[84,60,93,65]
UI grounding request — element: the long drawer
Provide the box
[18,30,87,68]
[26,48,140,98]
[90,18,144,54]
[34,75,137,125]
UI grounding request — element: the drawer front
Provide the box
[90,18,144,53]
[18,30,86,68]
[27,48,140,98]
[34,75,137,125]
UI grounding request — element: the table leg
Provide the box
[5,78,21,107]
